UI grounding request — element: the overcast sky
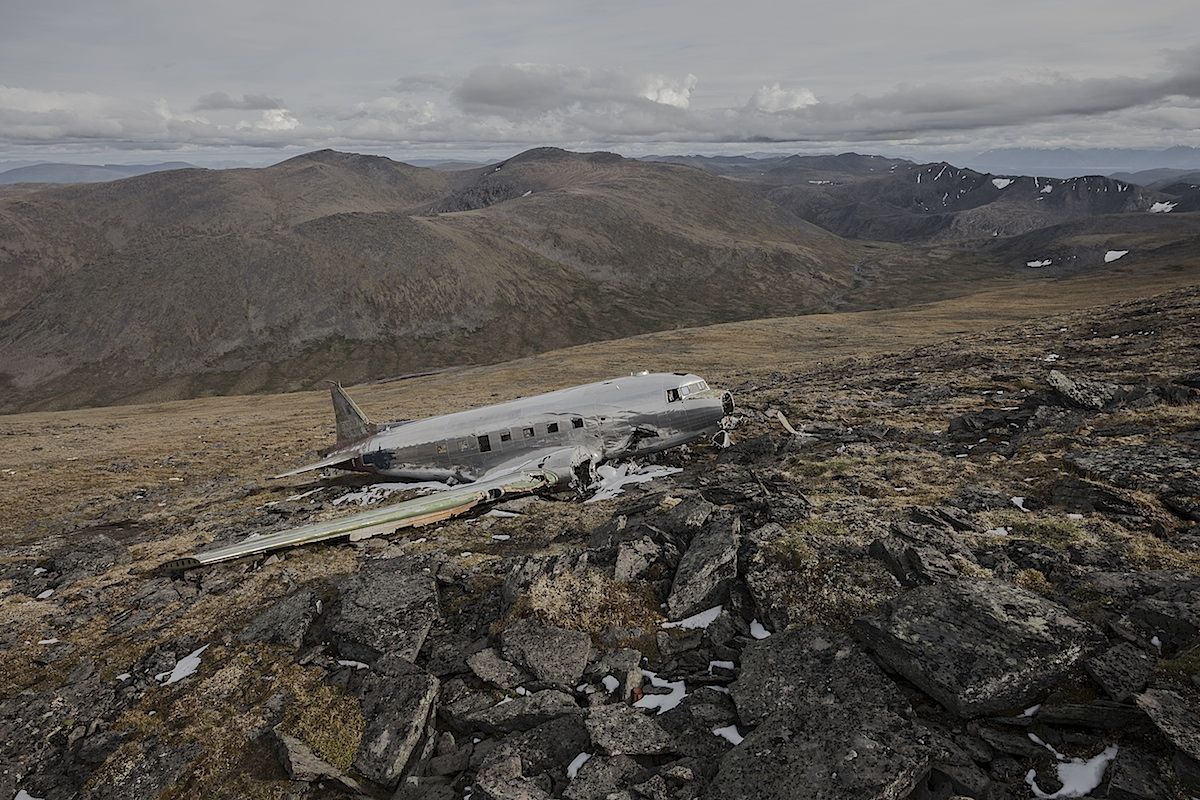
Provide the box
[2,0,1198,164]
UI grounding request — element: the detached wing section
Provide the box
[159,469,556,572]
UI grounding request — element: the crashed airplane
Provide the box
[163,372,735,570]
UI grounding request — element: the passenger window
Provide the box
[500,431,512,442]
[522,427,535,438]
[478,434,491,452]
[572,418,583,429]
[436,443,447,454]
[547,422,559,433]
[666,389,680,402]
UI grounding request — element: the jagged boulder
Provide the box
[501,619,591,686]
[1047,369,1130,410]
[666,517,740,619]
[462,690,582,735]
[475,715,589,800]
[731,627,906,727]
[330,562,439,664]
[585,704,676,756]
[856,579,1105,717]
[272,728,362,792]
[706,701,931,800]
[1084,642,1154,702]
[237,585,323,648]
[468,648,531,691]
[352,659,439,786]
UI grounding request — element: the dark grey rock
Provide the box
[501,619,591,686]
[705,701,931,800]
[331,563,439,664]
[667,518,740,619]
[1047,369,1128,410]
[1134,689,1200,762]
[585,704,676,756]
[272,727,362,792]
[1105,744,1172,800]
[563,755,642,800]
[463,690,582,735]
[1085,643,1155,702]
[353,662,439,786]
[732,627,906,727]
[237,586,322,648]
[1036,701,1144,729]
[469,648,531,691]
[588,648,642,700]
[614,537,661,582]
[856,579,1105,717]
[475,715,590,800]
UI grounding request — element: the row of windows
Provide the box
[666,379,709,403]
[435,418,585,454]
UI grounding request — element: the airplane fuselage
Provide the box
[330,372,733,484]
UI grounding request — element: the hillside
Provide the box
[1,280,1198,799]
[0,148,1004,413]
[0,162,197,186]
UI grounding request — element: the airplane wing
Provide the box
[272,449,361,478]
[158,447,595,571]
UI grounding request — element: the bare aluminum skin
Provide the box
[164,372,733,570]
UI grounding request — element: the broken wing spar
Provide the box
[158,469,557,571]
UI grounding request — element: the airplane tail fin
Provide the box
[328,382,377,446]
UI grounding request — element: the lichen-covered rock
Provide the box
[585,704,676,756]
[330,562,439,664]
[501,619,591,686]
[732,627,906,727]
[1084,642,1154,702]
[463,690,582,735]
[353,660,439,786]
[705,701,931,800]
[469,648,531,691]
[666,518,740,619]
[1134,689,1200,762]
[237,585,322,648]
[563,755,642,800]
[856,579,1104,717]
[1047,369,1129,410]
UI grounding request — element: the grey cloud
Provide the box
[393,74,458,93]
[453,64,696,117]
[194,92,285,111]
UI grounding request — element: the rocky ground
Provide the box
[1,286,1199,800]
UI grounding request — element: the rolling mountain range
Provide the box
[0,161,196,185]
[0,147,1196,412]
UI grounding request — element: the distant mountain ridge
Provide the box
[0,161,196,185]
[1,146,1195,413]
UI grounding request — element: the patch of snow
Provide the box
[1044,353,1060,362]
[515,686,528,696]
[567,752,592,779]
[1026,259,1052,268]
[1041,183,1053,193]
[1022,704,1042,717]
[992,178,1013,189]
[37,638,59,645]
[749,619,771,639]
[490,534,511,541]
[587,462,682,503]
[1151,635,1162,650]
[708,660,735,674]
[36,589,54,600]
[485,509,520,518]
[712,724,744,745]
[521,189,532,197]
[16,791,46,800]
[33,567,46,575]
[1149,201,1176,213]
[156,644,209,685]
[334,481,450,506]
[662,605,722,630]
[1104,250,1129,263]
[602,675,620,693]
[634,669,687,714]
[494,697,513,706]
[807,179,833,185]
[985,527,1011,536]
[1066,513,1084,520]
[115,672,132,681]
[337,659,370,670]
[1025,743,1119,799]
[1011,496,1028,512]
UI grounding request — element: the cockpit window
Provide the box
[674,380,708,399]
[666,388,681,403]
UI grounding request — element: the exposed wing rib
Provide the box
[159,467,558,571]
